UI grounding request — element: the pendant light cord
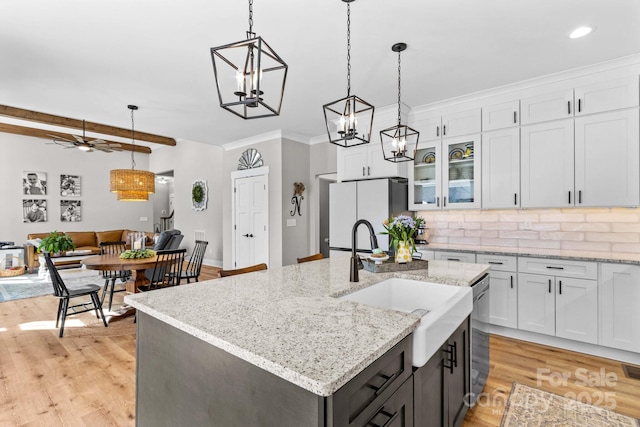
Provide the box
[247,0,254,38]
[397,49,402,126]
[130,108,136,170]
[346,2,351,96]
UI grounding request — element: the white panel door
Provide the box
[488,271,518,329]
[482,128,520,209]
[234,174,269,269]
[574,76,639,115]
[517,273,555,336]
[482,100,520,131]
[329,182,357,249]
[600,264,640,352]
[520,120,574,208]
[575,109,640,207]
[356,179,390,251]
[555,277,598,344]
[520,88,574,124]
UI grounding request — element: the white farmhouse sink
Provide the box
[340,278,473,367]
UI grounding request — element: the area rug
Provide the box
[0,268,102,302]
[501,382,640,427]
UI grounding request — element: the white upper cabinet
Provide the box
[574,109,640,207]
[482,100,520,131]
[520,76,639,125]
[481,128,520,209]
[520,120,575,208]
[420,108,481,142]
[409,140,443,210]
[574,76,639,116]
[337,143,407,182]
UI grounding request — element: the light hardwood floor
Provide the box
[1,265,639,426]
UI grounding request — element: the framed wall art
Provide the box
[23,199,47,223]
[60,200,82,222]
[60,174,81,197]
[23,171,47,196]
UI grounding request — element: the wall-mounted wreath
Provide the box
[192,180,208,211]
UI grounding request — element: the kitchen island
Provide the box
[125,257,489,426]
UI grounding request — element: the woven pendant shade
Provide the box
[116,190,150,201]
[110,169,155,200]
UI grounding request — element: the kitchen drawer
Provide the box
[351,376,414,427]
[518,257,597,280]
[476,254,517,272]
[434,251,476,263]
[416,249,435,261]
[330,335,412,427]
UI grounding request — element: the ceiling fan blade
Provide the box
[94,146,112,152]
[47,134,75,143]
[72,134,85,143]
[108,145,123,151]
[90,138,107,144]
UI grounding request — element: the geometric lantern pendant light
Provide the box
[109,105,155,202]
[323,0,374,148]
[380,43,420,163]
[210,0,288,119]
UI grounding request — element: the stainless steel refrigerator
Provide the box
[329,179,408,254]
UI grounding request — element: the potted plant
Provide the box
[38,231,76,256]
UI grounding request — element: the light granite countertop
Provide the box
[419,243,640,265]
[125,257,489,396]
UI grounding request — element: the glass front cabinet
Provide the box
[409,134,481,210]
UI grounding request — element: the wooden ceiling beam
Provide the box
[0,123,152,154]
[0,105,176,146]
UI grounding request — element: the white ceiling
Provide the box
[1,0,639,148]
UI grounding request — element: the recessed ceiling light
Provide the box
[569,26,595,39]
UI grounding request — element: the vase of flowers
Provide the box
[381,215,424,263]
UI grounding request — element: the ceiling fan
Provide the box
[48,120,123,153]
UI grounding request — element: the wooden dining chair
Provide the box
[99,241,130,311]
[44,253,107,337]
[296,253,324,264]
[180,240,208,284]
[219,263,268,277]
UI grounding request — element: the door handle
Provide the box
[559,280,562,295]
[513,111,517,124]
[568,100,571,115]
[367,166,370,176]
[578,190,582,204]
[362,167,365,177]
[436,196,440,207]
[436,126,440,137]
[510,275,514,289]
[578,99,582,113]
[548,279,552,293]
[514,193,518,205]
[568,191,572,204]
[443,196,447,207]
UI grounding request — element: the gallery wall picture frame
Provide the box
[60,200,82,222]
[60,174,81,197]
[23,199,47,223]
[23,171,47,196]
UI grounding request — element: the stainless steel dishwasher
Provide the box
[469,274,490,407]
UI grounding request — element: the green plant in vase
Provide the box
[38,231,76,255]
[381,215,424,263]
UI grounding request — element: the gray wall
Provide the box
[281,139,310,266]
[150,140,224,266]
[308,141,337,255]
[0,133,154,245]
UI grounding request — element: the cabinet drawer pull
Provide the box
[368,372,398,396]
[548,279,552,293]
[366,409,399,427]
[546,266,564,270]
[487,261,504,265]
[559,280,562,295]
[510,275,514,289]
[568,101,571,115]
[447,258,461,262]
[513,111,517,124]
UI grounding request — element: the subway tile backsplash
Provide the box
[417,208,640,258]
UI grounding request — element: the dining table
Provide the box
[82,253,160,320]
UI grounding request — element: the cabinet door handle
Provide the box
[436,196,440,207]
[443,125,447,136]
[368,372,398,396]
[366,409,399,427]
[488,261,504,265]
[568,101,571,115]
[559,280,562,295]
[510,275,514,289]
[546,266,564,270]
[578,99,582,113]
[443,342,456,373]
[568,191,572,204]
[514,193,518,205]
[451,341,458,367]
[436,126,440,137]
[367,166,370,176]
[362,167,365,177]
[548,279,552,293]
[443,196,447,207]
[578,190,582,204]
[513,111,517,124]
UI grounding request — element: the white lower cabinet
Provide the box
[517,272,598,344]
[600,263,640,353]
[434,251,476,263]
[477,254,518,329]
